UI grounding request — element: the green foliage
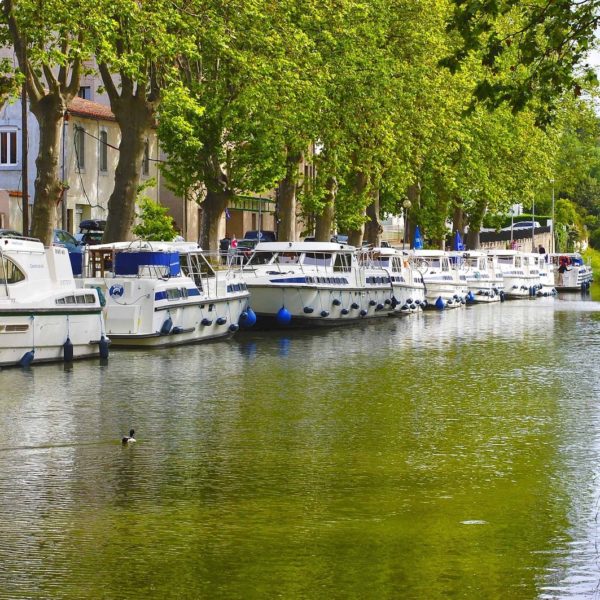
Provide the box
[555,198,585,252]
[588,228,600,251]
[444,0,599,121]
[132,196,177,241]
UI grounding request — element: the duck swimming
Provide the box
[122,429,136,444]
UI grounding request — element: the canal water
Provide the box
[1,293,600,598]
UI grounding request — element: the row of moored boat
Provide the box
[0,237,592,367]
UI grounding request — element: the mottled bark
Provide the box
[200,188,232,251]
[315,177,336,241]
[364,188,381,246]
[100,65,157,243]
[466,228,481,249]
[29,95,65,243]
[3,0,81,245]
[347,170,368,248]
[452,206,465,236]
[277,152,302,241]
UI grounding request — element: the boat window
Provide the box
[515,256,521,267]
[303,253,333,267]
[248,252,274,265]
[0,256,25,285]
[333,253,351,272]
[166,288,182,300]
[440,259,450,271]
[0,324,29,333]
[392,257,403,271]
[371,258,389,268]
[275,252,300,265]
[430,259,441,269]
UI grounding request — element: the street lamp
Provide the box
[402,199,412,250]
[550,178,555,253]
[531,196,535,252]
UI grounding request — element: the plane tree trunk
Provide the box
[99,65,158,243]
[364,188,382,247]
[315,177,336,241]
[277,151,303,241]
[3,0,81,245]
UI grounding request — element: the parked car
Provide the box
[236,238,258,257]
[54,229,82,253]
[243,230,277,242]
[76,219,105,245]
[502,221,541,231]
[0,229,24,238]
[331,234,349,244]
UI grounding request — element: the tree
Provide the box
[93,0,194,243]
[132,196,177,241]
[1,0,89,244]
[159,0,321,251]
[443,0,599,121]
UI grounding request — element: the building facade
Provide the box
[0,94,159,235]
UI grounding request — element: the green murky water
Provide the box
[1,292,600,598]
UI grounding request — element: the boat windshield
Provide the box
[497,257,514,265]
[273,252,300,265]
[0,255,25,285]
[179,252,214,290]
[302,253,333,267]
[370,257,390,268]
[333,253,353,271]
[247,252,275,266]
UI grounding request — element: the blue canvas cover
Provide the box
[115,251,181,276]
[69,252,83,276]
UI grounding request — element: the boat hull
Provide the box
[105,294,249,347]
[246,283,393,327]
[0,310,105,367]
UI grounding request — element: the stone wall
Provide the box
[479,226,552,252]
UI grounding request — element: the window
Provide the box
[78,86,91,100]
[74,126,85,170]
[142,140,149,175]
[0,130,18,165]
[99,130,108,172]
[0,256,25,284]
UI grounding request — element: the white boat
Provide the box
[0,235,108,367]
[409,249,466,309]
[485,252,505,297]
[241,241,393,326]
[78,241,250,347]
[362,247,425,313]
[548,253,593,291]
[449,251,501,303]
[486,250,539,298]
[526,253,556,296]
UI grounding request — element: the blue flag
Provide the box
[225,207,231,220]
[413,225,423,249]
[453,230,463,251]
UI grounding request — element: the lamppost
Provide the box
[402,199,412,250]
[531,196,536,252]
[550,178,555,253]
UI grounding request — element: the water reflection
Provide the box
[0,296,600,597]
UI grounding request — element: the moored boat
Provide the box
[241,241,394,326]
[548,252,593,291]
[78,241,250,347]
[486,250,539,298]
[449,251,501,303]
[363,247,425,313]
[409,249,466,309]
[0,235,108,367]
